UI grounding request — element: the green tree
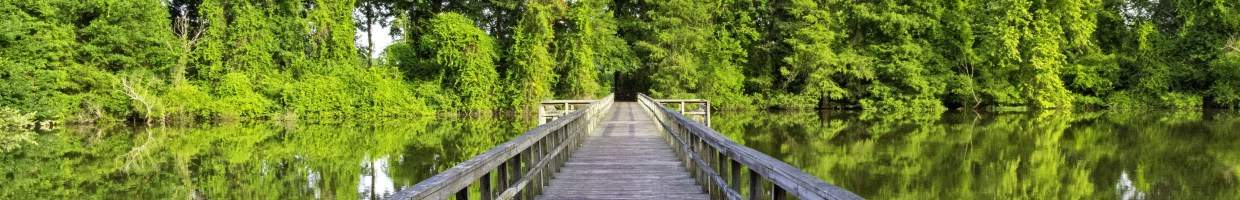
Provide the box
[0,1,75,120]
[779,0,862,109]
[842,0,949,112]
[636,0,749,108]
[419,13,501,113]
[0,0,179,122]
[556,0,605,99]
[1210,38,1240,108]
[1021,7,1073,108]
[582,0,639,91]
[309,0,360,64]
[506,0,562,110]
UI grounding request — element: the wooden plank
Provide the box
[541,190,705,195]
[388,95,613,200]
[542,100,599,104]
[538,102,708,200]
[637,94,863,200]
[545,179,699,185]
[536,194,710,200]
[397,94,858,200]
[654,99,710,103]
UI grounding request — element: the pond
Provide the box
[3,110,1238,199]
[712,110,1240,199]
[0,117,534,199]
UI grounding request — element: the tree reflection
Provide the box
[0,116,532,199]
[712,109,1240,199]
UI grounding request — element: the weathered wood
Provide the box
[395,93,860,200]
[536,102,707,200]
[537,194,710,200]
[645,97,743,200]
[495,126,590,200]
[539,100,601,125]
[652,99,711,127]
[389,95,613,200]
[638,94,863,200]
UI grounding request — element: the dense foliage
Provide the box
[1,0,1238,123]
[418,13,501,112]
[613,0,1239,111]
[0,117,535,199]
[712,110,1240,199]
[0,0,430,123]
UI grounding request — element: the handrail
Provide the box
[638,94,862,200]
[389,94,614,200]
[638,95,741,200]
[538,100,599,125]
[652,99,711,127]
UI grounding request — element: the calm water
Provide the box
[3,110,1238,199]
[713,110,1240,199]
[0,117,534,199]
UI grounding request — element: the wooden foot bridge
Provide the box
[390,94,861,200]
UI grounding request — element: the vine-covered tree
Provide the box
[419,13,501,113]
[506,0,562,110]
[556,0,605,99]
[4,0,1240,124]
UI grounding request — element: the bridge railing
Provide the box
[390,94,614,200]
[638,94,862,200]
[654,99,711,127]
[537,100,597,125]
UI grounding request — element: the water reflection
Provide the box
[5,110,1237,199]
[0,116,532,199]
[713,110,1240,199]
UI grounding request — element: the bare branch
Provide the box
[120,78,154,125]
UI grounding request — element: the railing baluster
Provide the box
[509,156,521,187]
[635,93,860,200]
[497,162,508,193]
[391,95,614,200]
[731,160,741,191]
[716,151,725,182]
[523,149,533,193]
[394,94,863,200]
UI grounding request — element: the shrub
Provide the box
[286,74,355,119]
[419,13,500,113]
[214,73,274,119]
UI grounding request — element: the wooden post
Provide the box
[509,156,521,187]
[532,141,543,197]
[705,101,711,127]
[497,162,508,192]
[717,151,725,183]
[538,104,546,125]
[731,160,741,191]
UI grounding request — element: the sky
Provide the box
[355,13,396,58]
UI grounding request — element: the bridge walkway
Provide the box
[536,102,707,200]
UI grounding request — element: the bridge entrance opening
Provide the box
[612,71,647,101]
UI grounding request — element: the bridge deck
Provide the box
[536,102,707,200]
